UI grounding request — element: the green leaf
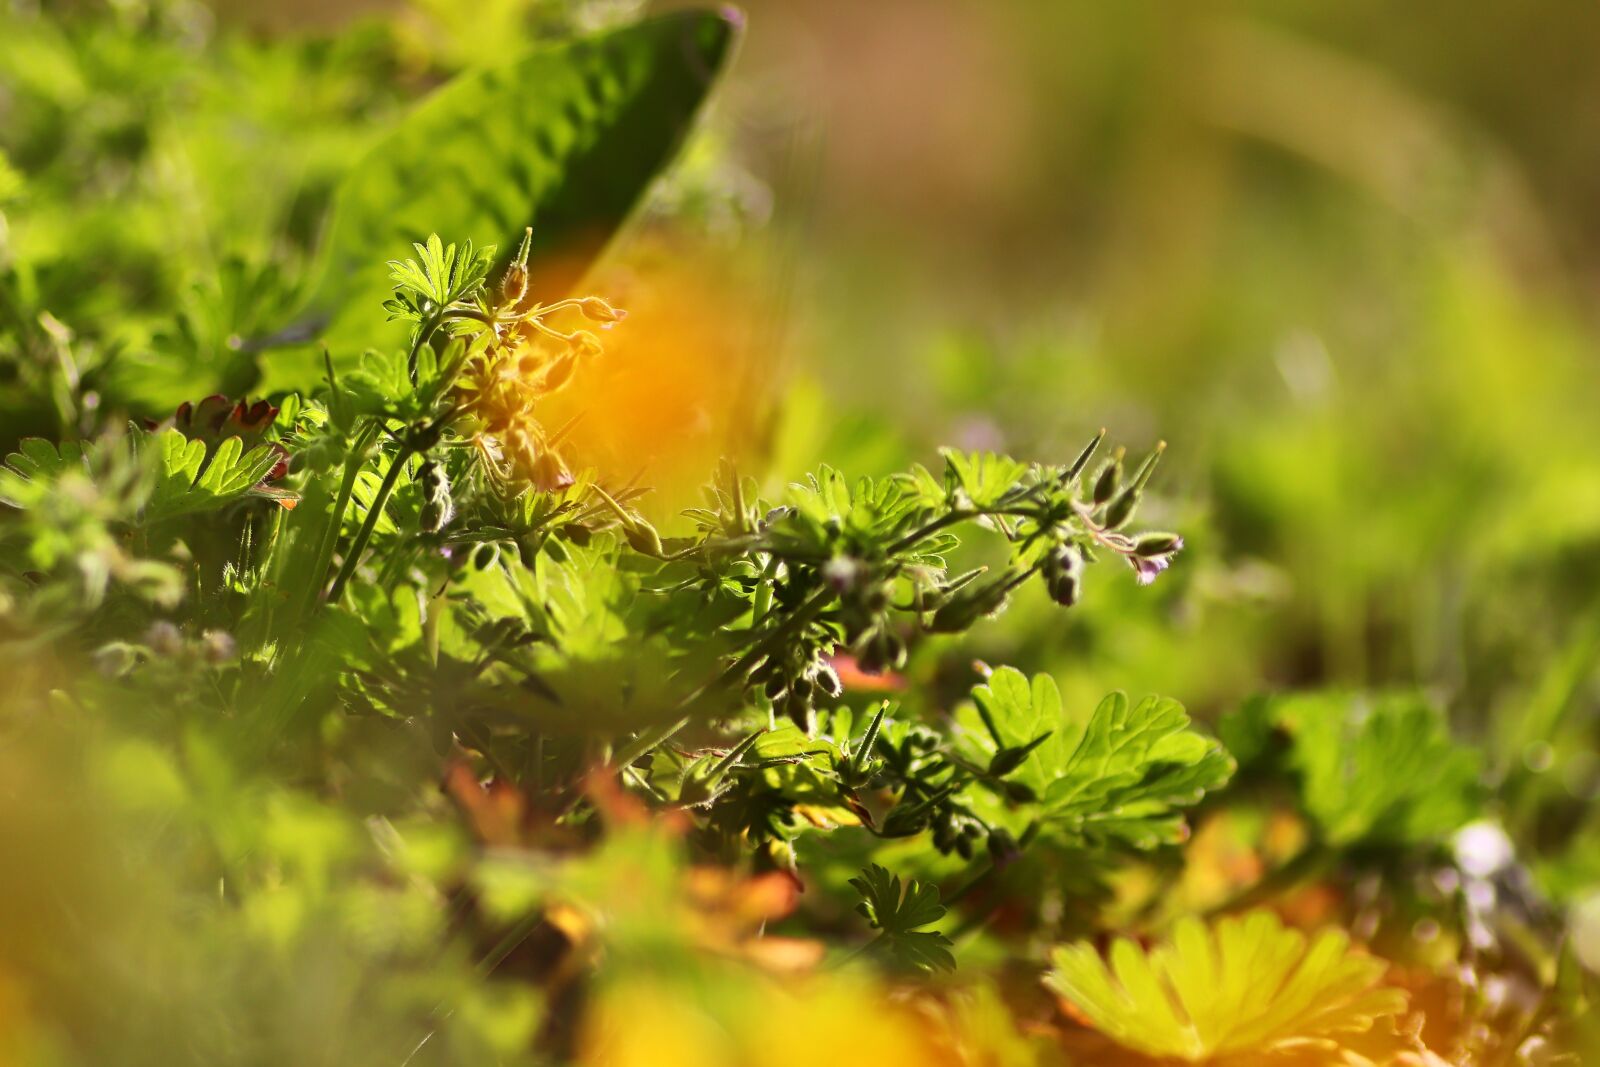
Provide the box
[958,670,1234,849]
[268,10,739,377]
[1045,911,1408,1063]
[848,863,955,973]
[139,428,284,524]
[1045,692,1235,847]
[3,430,281,526]
[940,448,1031,509]
[967,667,1069,795]
[1268,692,1483,847]
[385,234,496,321]
[0,437,89,507]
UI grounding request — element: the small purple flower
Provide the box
[1128,533,1183,585]
[1132,555,1170,585]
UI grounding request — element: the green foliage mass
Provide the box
[2,2,1599,1066]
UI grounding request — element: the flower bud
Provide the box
[987,827,1022,866]
[502,227,534,306]
[418,459,453,533]
[529,448,574,492]
[811,661,844,699]
[623,519,665,558]
[1092,456,1122,506]
[1045,544,1083,579]
[501,262,528,306]
[881,807,930,837]
[578,297,626,323]
[853,628,906,675]
[822,555,861,593]
[144,620,183,657]
[567,330,603,358]
[200,629,237,664]
[1046,569,1080,607]
[1133,532,1183,557]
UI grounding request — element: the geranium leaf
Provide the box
[1045,911,1409,1063]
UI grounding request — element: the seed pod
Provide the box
[927,576,1012,633]
[1092,455,1122,505]
[1103,486,1140,531]
[989,745,1033,778]
[539,353,576,393]
[1001,781,1037,804]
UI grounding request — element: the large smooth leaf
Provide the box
[262,9,739,384]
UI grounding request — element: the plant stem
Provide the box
[831,932,886,970]
[887,509,972,555]
[327,444,413,603]
[298,420,379,626]
[475,910,544,977]
[612,586,835,770]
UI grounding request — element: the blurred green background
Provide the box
[723,0,1600,883]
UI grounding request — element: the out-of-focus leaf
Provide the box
[0,437,89,507]
[1237,691,1483,847]
[1045,911,1408,1063]
[268,9,740,380]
